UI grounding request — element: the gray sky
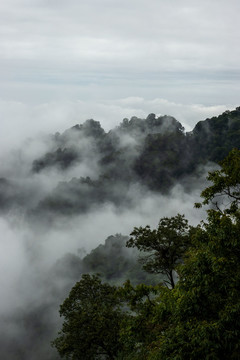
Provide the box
[0,0,240,143]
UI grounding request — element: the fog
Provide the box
[0,111,212,359]
[0,98,235,153]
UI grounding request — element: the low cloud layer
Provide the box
[0,172,208,359]
[0,109,213,358]
[0,97,235,154]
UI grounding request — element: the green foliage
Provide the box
[52,274,125,359]
[199,148,240,213]
[53,147,240,360]
[151,211,240,360]
[118,281,160,359]
[149,149,240,359]
[192,107,240,163]
[127,214,190,288]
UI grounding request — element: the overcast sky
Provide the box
[0,0,240,144]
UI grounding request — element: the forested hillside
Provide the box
[1,107,240,218]
[53,149,240,360]
[0,107,240,359]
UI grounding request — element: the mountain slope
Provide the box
[30,107,240,218]
[0,107,240,219]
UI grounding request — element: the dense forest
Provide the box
[1,107,240,218]
[53,149,240,360]
[1,107,240,359]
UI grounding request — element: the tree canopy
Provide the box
[150,149,240,359]
[196,148,240,214]
[127,214,190,288]
[53,148,240,360]
[52,274,125,359]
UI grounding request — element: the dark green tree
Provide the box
[127,214,190,288]
[118,281,159,359]
[151,213,240,359]
[196,148,240,214]
[149,149,240,359]
[52,274,125,360]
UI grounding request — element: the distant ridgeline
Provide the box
[1,107,240,217]
[53,234,162,287]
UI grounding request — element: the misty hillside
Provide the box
[1,107,240,220]
[26,106,240,215]
[0,107,240,360]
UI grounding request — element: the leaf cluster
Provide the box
[127,214,190,288]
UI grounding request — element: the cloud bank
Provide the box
[0,109,211,358]
[0,0,240,105]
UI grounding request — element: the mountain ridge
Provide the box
[1,107,240,219]
[29,107,240,218]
